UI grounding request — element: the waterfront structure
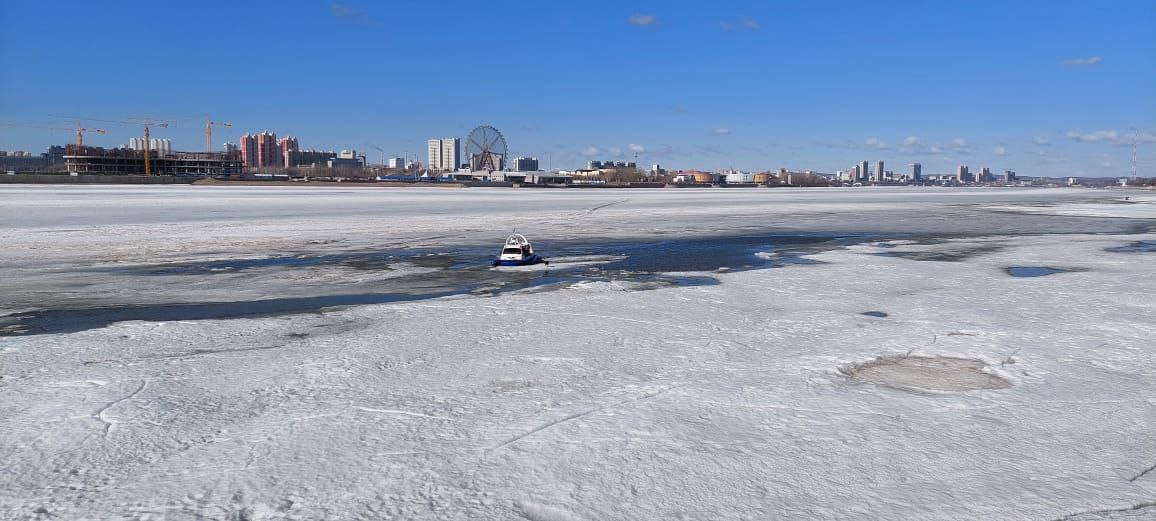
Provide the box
[725,170,755,184]
[512,157,539,172]
[912,163,922,182]
[427,138,460,172]
[65,147,241,175]
[0,145,66,172]
[327,150,365,169]
[287,149,337,168]
[875,160,884,183]
[586,160,635,170]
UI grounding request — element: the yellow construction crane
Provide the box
[0,122,107,149]
[51,116,170,175]
[139,120,169,176]
[205,119,231,153]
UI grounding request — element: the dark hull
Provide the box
[491,255,545,267]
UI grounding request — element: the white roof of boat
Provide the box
[504,233,531,247]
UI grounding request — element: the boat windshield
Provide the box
[502,248,523,255]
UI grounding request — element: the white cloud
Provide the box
[992,145,1008,156]
[710,128,731,136]
[814,140,856,150]
[721,16,760,31]
[629,143,645,153]
[1067,129,1156,146]
[582,146,600,157]
[898,135,947,156]
[948,138,973,154]
[1062,56,1103,67]
[608,147,622,156]
[628,14,656,26]
[330,3,381,27]
[1032,136,1050,146]
[864,137,888,149]
[1067,129,1118,143]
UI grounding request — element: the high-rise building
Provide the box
[279,136,299,168]
[240,135,254,166]
[240,131,279,168]
[427,140,440,170]
[957,165,969,182]
[513,157,539,172]
[442,138,459,171]
[978,167,991,183]
[427,138,460,172]
[875,160,884,183]
[860,160,869,182]
[911,162,922,182]
[851,164,861,181]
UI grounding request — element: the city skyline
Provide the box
[1,1,1153,176]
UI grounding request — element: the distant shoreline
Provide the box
[2,174,1148,190]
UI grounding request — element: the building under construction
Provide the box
[64,146,242,176]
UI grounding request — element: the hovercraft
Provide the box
[491,233,546,267]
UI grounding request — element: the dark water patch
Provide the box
[0,266,720,337]
[1005,266,1081,277]
[1,232,855,337]
[92,250,460,276]
[873,243,1005,262]
[0,291,462,337]
[861,311,889,318]
[540,232,846,273]
[1107,240,1156,253]
[88,232,851,280]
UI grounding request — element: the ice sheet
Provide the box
[1,186,1154,520]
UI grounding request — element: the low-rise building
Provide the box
[65,147,242,176]
[512,157,539,172]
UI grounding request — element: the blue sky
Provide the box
[1,0,1153,176]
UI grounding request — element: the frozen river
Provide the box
[1,186,1154,520]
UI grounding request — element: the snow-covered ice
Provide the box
[1,186,1154,520]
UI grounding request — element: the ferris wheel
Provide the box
[464,125,507,172]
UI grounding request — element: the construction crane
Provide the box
[0,122,107,149]
[205,119,231,153]
[51,116,170,175]
[370,145,385,166]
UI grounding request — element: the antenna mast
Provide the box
[1131,128,1139,182]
